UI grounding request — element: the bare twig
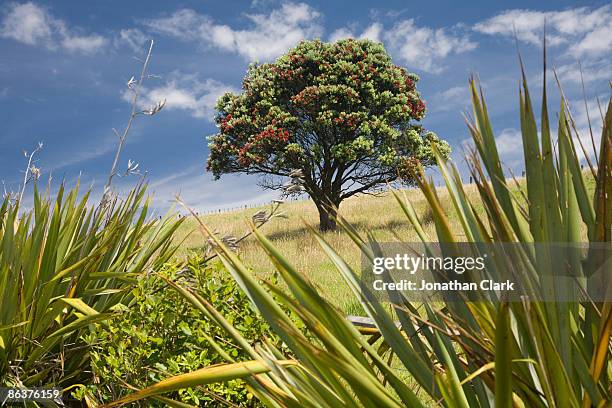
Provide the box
[17,142,43,210]
[104,40,158,199]
[1,179,10,199]
[175,196,284,265]
[203,202,284,263]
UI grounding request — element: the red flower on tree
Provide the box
[207,39,449,231]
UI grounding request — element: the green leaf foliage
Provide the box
[80,259,281,406]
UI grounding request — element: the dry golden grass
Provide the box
[175,184,481,313]
[173,171,594,313]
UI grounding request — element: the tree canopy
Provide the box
[207,39,450,230]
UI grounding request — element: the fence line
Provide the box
[176,167,556,218]
[176,196,303,218]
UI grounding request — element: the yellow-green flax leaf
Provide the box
[104,360,297,408]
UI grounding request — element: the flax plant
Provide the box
[0,182,183,388]
[111,57,611,407]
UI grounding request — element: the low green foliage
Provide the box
[80,258,279,406]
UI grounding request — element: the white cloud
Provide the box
[459,127,525,172]
[116,28,149,53]
[0,2,52,45]
[437,86,467,101]
[143,2,322,61]
[148,164,279,213]
[474,5,612,58]
[567,97,604,164]
[328,27,354,43]
[571,98,604,131]
[61,34,107,53]
[494,128,523,159]
[144,4,473,73]
[429,85,470,113]
[143,9,208,41]
[553,61,612,85]
[50,141,115,171]
[126,73,238,120]
[329,22,382,43]
[573,24,612,58]
[461,94,605,171]
[362,23,383,42]
[0,2,107,53]
[383,20,476,73]
[327,20,475,73]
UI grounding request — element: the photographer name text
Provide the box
[372,279,515,291]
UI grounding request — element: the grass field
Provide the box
[175,182,481,313]
[174,172,594,314]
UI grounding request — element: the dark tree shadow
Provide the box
[264,220,372,241]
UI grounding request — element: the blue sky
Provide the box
[1,1,610,212]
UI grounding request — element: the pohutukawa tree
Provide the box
[207,39,450,231]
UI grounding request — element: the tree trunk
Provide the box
[316,202,338,232]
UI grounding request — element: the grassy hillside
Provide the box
[174,172,594,313]
[175,182,481,313]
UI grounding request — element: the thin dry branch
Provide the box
[17,141,43,210]
[104,40,157,197]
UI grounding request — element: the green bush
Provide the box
[80,258,278,406]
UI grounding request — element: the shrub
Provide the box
[79,258,278,406]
